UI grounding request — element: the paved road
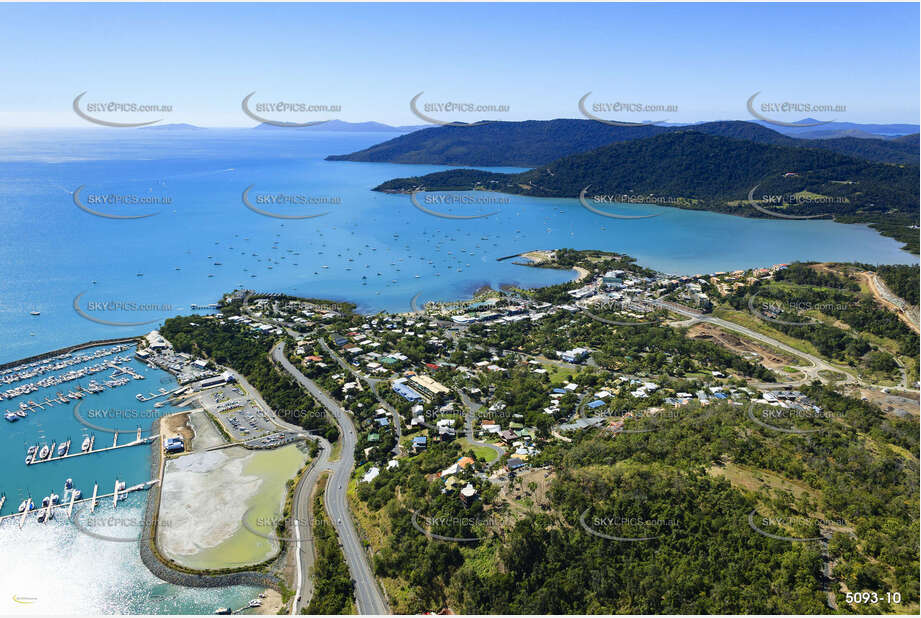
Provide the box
[272,342,389,615]
[318,337,403,453]
[290,433,330,613]
[458,391,505,466]
[650,300,858,385]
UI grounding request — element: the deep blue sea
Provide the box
[0,128,914,365]
[0,127,915,613]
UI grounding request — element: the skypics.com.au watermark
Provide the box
[746,92,846,128]
[73,92,173,128]
[746,401,845,435]
[241,92,341,127]
[409,510,504,543]
[747,510,844,542]
[578,92,676,126]
[747,290,859,327]
[73,401,168,433]
[410,92,510,126]
[73,291,173,327]
[73,185,170,220]
[409,191,510,220]
[579,500,680,542]
[581,295,662,327]
[578,187,661,220]
[242,186,339,220]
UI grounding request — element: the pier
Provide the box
[26,431,158,466]
[0,481,158,525]
[136,387,177,402]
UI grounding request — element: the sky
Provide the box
[0,2,918,127]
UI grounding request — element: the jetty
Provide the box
[26,430,158,466]
[0,481,158,526]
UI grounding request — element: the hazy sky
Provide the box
[1,2,918,127]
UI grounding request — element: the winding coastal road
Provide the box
[271,342,389,615]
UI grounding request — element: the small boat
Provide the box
[16,410,27,418]
[30,311,40,316]
[27,446,37,456]
[38,445,49,459]
[5,412,19,422]
[49,493,60,505]
[81,436,91,452]
[57,442,70,457]
[64,478,73,490]
[17,500,28,512]
[72,489,82,500]
[213,609,232,615]
[247,599,262,608]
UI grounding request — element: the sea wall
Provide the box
[0,337,142,372]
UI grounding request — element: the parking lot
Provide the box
[200,383,279,441]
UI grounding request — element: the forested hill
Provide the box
[374,131,920,251]
[327,119,920,166]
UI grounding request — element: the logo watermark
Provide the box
[578,92,674,127]
[579,497,679,542]
[73,292,170,327]
[746,401,841,435]
[409,508,502,543]
[747,185,835,220]
[578,186,660,220]
[73,92,171,128]
[241,92,340,127]
[747,290,855,327]
[581,296,661,327]
[746,510,841,542]
[241,185,335,220]
[73,401,166,434]
[409,191,505,220]
[72,185,165,220]
[240,506,314,543]
[746,92,843,128]
[71,508,167,543]
[409,92,509,127]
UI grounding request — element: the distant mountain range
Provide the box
[373,131,920,253]
[253,119,428,132]
[327,119,920,166]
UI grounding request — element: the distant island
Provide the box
[139,123,204,130]
[373,131,920,253]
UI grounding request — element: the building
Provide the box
[199,371,235,389]
[558,348,590,363]
[460,483,478,505]
[408,374,451,399]
[392,380,423,403]
[164,437,185,453]
[411,436,428,452]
